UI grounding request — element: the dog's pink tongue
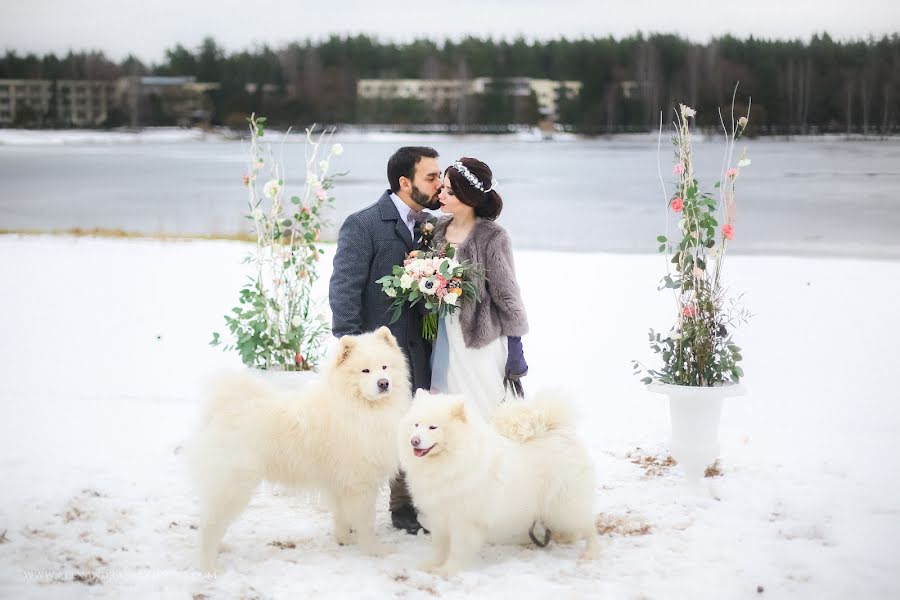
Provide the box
[413,447,428,457]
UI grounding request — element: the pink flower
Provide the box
[670,197,684,212]
[673,164,685,176]
[316,186,328,201]
[726,167,739,179]
[682,304,697,318]
[722,224,735,240]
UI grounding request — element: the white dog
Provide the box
[188,327,410,571]
[398,391,599,577]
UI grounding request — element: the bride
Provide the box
[429,157,529,417]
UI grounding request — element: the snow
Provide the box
[1,235,899,599]
[0,127,584,147]
[0,128,220,146]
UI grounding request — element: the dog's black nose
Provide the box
[410,435,421,447]
[377,378,389,391]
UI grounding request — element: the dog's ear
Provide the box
[376,326,399,349]
[450,399,467,423]
[414,388,430,402]
[335,336,357,367]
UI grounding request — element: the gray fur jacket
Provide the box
[432,216,528,349]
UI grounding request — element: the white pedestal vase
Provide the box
[250,367,319,392]
[647,382,746,484]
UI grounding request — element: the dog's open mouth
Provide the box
[413,444,436,458]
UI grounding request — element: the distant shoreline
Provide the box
[1,127,899,146]
[3,229,898,262]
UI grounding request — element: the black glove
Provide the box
[504,336,528,398]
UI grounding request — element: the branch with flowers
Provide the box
[210,114,345,371]
[633,87,753,387]
[376,244,481,341]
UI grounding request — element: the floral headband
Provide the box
[450,160,497,193]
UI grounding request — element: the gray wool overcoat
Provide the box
[329,190,431,390]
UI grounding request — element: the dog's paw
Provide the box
[196,559,220,575]
[432,563,460,578]
[550,530,579,544]
[417,558,443,572]
[578,544,600,561]
[335,532,352,546]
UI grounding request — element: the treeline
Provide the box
[2,33,899,134]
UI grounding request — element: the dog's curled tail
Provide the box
[492,390,575,443]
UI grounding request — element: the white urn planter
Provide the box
[647,382,746,483]
[251,367,320,392]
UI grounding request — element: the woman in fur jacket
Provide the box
[429,157,529,416]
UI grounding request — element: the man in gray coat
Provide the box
[329,146,442,534]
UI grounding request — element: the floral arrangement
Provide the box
[376,245,480,340]
[633,94,752,387]
[210,113,344,371]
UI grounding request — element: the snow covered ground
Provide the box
[0,128,220,146]
[0,127,567,147]
[1,235,898,599]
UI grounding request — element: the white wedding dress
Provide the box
[430,312,508,419]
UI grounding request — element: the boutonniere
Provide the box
[420,217,438,250]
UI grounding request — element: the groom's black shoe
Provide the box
[391,504,428,535]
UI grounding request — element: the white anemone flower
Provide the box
[263,179,280,198]
[418,278,437,295]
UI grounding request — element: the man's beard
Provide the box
[411,184,441,210]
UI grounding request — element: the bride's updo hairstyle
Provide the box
[444,157,503,220]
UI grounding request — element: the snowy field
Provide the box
[1,235,899,599]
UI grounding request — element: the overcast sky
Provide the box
[4,0,899,64]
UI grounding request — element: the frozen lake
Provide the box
[1,131,898,258]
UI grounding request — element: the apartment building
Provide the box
[357,77,582,121]
[0,80,53,126]
[57,80,117,125]
[0,76,217,127]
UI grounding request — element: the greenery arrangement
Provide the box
[633,92,752,387]
[210,114,343,370]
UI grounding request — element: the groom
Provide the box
[329,146,442,534]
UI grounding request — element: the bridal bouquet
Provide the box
[633,93,752,387]
[376,246,480,340]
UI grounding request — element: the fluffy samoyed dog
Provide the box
[188,327,410,571]
[398,390,599,577]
